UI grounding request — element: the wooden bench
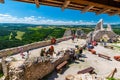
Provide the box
[98,53,111,60]
[88,49,96,55]
[56,61,68,73]
[77,67,94,74]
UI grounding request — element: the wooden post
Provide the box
[106,68,117,78]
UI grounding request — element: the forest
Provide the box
[0,23,120,50]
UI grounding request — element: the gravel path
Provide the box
[47,42,120,80]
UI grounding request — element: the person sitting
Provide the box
[47,46,54,56]
[87,43,94,49]
[40,48,46,57]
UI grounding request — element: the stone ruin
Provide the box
[0,50,70,80]
[75,30,87,39]
[63,29,72,37]
[63,29,75,37]
[0,36,72,80]
[87,19,117,42]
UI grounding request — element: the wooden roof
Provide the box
[0,0,4,3]
[14,0,120,16]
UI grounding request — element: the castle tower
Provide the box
[106,24,113,31]
[94,19,104,31]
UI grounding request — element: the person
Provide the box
[79,47,83,57]
[40,48,46,57]
[47,46,54,56]
[19,48,25,59]
[103,37,108,47]
[74,47,79,60]
[23,50,31,60]
[51,38,56,44]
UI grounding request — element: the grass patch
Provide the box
[107,77,120,80]
[15,31,25,40]
[27,27,42,30]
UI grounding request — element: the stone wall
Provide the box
[93,30,117,41]
[0,36,72,58]
[8,53,70,80]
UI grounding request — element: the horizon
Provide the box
[0,0,120,25]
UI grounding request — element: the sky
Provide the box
[0,0,120,25]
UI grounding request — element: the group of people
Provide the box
[100,37,108,47]
[19,48,30,59]
[40,46,54,57]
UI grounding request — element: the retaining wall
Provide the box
[0,36,72,58]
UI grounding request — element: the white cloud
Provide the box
[0,13,119,25]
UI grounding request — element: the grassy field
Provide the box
[27,27,42,30]
[15,31,25,40]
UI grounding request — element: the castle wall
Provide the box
[0,36,72,58]
[93,30,116,41]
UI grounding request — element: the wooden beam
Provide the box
[62,0,70,11]
[34,0,40,8]
[70,0,120,11]
[114,0,120,2]
[82,5,94,13]
[0,0,4,3]
[96,8,110,15]
[109,10,120,16]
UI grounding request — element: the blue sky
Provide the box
[0,0,120,25]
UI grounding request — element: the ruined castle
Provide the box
[87,19,117,42]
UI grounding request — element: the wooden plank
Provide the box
[34,0,40,8]
[0,0,4,3]
[114,0,120,2]
[62,0,70,11]
[96,8,110,15]
[70,0,120,10]
[82,5,94,13]
[109,10,120,16]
